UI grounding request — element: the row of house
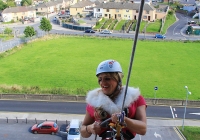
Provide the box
[70,1,169,21]
[1,0,74,22]
[1,6,36,22]
[1,0,169,22]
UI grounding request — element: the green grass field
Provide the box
[161,13,176,34]
[0,36,199,100]
[179,126,200,140]
[0,34,14,41]
[147,20,162,33]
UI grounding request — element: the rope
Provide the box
[121,0,145,112]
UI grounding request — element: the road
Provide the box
[0,100,199,120]
[2,100,198,140]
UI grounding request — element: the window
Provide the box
[143,15,147,19]
[146,11,149,14]
[116,9,119,12]
[124,15,127,17]
[126,10,129,12]
[96,9,100,12]
[105,14,107,17]
[136,10,138,13]
[41,126,47,129]
[118,14,121,17]
[106,9,109,12]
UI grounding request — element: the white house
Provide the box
[2,13,13,22]
[15,0,22,6]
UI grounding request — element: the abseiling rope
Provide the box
[121,0,145,112]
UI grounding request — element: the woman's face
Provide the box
[97,73,118,96]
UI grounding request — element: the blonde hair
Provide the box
[102,72,123,86]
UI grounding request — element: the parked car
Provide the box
[100,30,112,34]
[67,119,81,140]
[188,21,197,25]
[53,17,57,21]
[24,17,29,21]
[31,121,59,134]
[84,29,95,33]
[155,34,166,39]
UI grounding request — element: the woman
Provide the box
[81,60,147,140]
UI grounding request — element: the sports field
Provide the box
[0,36,199,100]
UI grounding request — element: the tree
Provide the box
[21,0,32,6]
[6,0,16,7]
[39,17,52,34]
[0,0,8,10]
[24,26,36,45]
[4,27,12,35]
[24,26,36,38]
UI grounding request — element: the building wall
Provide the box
[2,13,12,22]
[49,6,55,13]
[155,12,166,19]
[70,7,83,16]
[101,8,156,21]
[121,9,132,20]
[93,8,103,18]
[27,10,37,18]
[142,10,155,21]
[37,7,48,13]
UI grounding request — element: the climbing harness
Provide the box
[95,0,146,139]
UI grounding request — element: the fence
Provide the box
[0,31,46,53]
[62,23,92,31]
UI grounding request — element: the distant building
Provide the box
[15,0,22,6]
[93,2,168,21]
[2,6,36,22]
[70,0,95,16]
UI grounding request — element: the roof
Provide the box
[131,0,151,3]
[156,5,169,12]
[94,2,155,11]
[70,0,94,8]
[37,1,57,8]
[2,6,35,14]
[191,26,200,29]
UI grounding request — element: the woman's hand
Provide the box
[89,121,101,134]
[111,113,122,123]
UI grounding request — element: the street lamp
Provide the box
[182,86,191,131]
[44,3,48,19]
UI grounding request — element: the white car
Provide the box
[67,119,81,140]
[100,30,112,34]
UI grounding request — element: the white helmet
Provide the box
[96,60,123,76]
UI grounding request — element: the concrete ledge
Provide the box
[26,94,51,100]
[77,96,86,102]
[0,94,199,106]
[186,100,200,107]
[1,94,26,100]
[157,99,183,106]
[51,95,77,101]
[145,98,157,105]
